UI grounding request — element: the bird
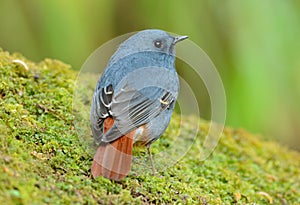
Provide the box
[90,29,188,181]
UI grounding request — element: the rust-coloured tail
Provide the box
[91,117,134,181]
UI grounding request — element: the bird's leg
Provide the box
[147,146,156,175]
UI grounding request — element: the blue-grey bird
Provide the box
[90,29,188,181]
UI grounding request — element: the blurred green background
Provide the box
[0,0,299,150]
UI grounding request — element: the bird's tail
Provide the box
[91,117,134,181]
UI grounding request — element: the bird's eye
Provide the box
[154,40,163,48]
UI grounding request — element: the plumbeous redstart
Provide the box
[90,29,188,180]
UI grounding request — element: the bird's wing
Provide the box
[102,83,175,143]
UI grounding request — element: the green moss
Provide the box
[0,49,299,204]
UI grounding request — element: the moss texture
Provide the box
[0,49,299,204]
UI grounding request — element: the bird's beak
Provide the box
[173,35,188,44]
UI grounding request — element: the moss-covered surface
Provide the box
[0,49,299,204]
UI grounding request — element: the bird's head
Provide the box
[116,29,188,57]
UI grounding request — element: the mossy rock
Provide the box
[0,49,299,204]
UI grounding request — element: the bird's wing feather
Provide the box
[90,84,114,144]
[102,83,175,143]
